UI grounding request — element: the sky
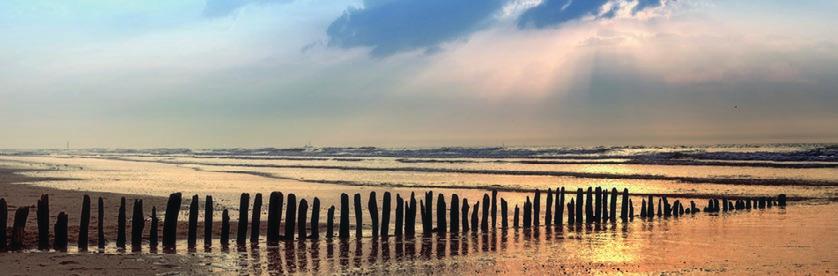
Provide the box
[1,0,837,148]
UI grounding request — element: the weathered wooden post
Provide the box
[369,192,380,238]
[204,195,213,248]
[585,187,593,224]
[381,192,391,238]
[251,193,262,244]
[629,199,634,220]
[647,195,654,217]
[53,212,68,252]
[267,192,283,246]
[594,187,602,223]
[98,197,105,249]
[621,188,629,222]
[513,205,520,229]
[545,188,553,227]
[132,199,145,251]
[395,195,404,237]
[327,205,336,239]
[500,198,508,230]
[640,199,647,218]
[450,194,459,234]
[37,194,49,250]
[311,198,321,239]
[575,188,583,224]
[556,187,565,226]
[533,189,541,227]
[117,197,126,249]
[150,207,158,249]
[163,193,183,251]
[10,207,29,251]
[78,195,90,252]
[0,199,6,252]
[353,193,362,238]
[298,199,308,240]
[491,189,498,229]
[236,193,250,246]
[610,188,618,222]
[423,192,433,235]
[481,194,490,232]
[567,199,575,225]
[523,197,532,228]
[471,201,479,231]
[406,193,416,237]
[188,195,199,249]
[461,198,470,232]
[436,194,446,235]
[285,193,297,241]
[221,209,230,247]
[602,188,609,222]
[340,193,349,239]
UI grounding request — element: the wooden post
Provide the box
[567,199,575,225]
[602,188,608,222]
[267,192,283,246]
[647,195,654,217]
[327,205,335,239]
[353,193,362,238]
[117,197,126,249]
[436,194,446,236]
[585,187,593,224]
[481,194,489,232]
[629,199,634,220]
[53,212,68,252]
[533,189,541,227]
[640,199,647,218]
[37,194,49,250]
[162,192,183,251]
[556,187,564,226]
[471,202,479,231]
[395,195,404,237]
[545,188,553,227]
[594,187,602,223]
[575,188,583,224]
[406,193,416,237]
[491,189,498,229]
[381,192,391,238]
[0,199,6,252]
[10,207,29,251]
[513,205,519,229]
[236,193,250,246]
[778,194,787,207]
[369,192,379,238]
[621,188,629,222]
[450,194,459,234]
[150,207,158,249]
[132,199,144,252]
[188,195,199,249]
[204,195,213,248]
[610,188,618,222]
[221,209,230,247]
[340,193,349,239]
[500,198,508,230]
[98,197,105,249]
[461,198,470,232]
[423,192,433,235]
[298,199,308,240]
[657,198,663,216]
[311,198,321,240]
[78,195,90,252]
[285,194,297,241]
[523,197,532,228]
[251,193,263,244]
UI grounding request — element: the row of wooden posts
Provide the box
[0,188,787,252]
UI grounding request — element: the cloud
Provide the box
[517,0,663,29]
[326,0,506,56]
